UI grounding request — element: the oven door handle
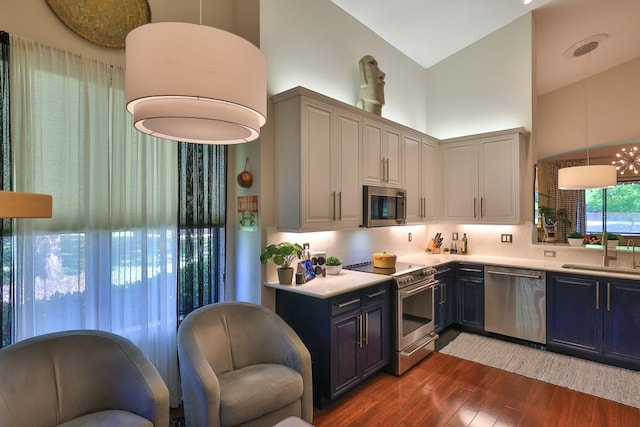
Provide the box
[400,282,436,295]
[400,333,439,357]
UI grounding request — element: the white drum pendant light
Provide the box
[557,34,616,190]
[558,165,617,190]
[125,22,266,144]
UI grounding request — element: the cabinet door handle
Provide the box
[596,281,600,310]
[460,267,482,273]
[332,191,336,221]
[473,197,477,218]
[607,282,611,312]
[338,191,342,220]
[366,289,386,299]
[337,298,360,308]
[486,270,542,280]
[386,159,390,183]
[364,312,369,345]
[480,197,484,218]
[443,283,446,304]
[381,158,386,182]
[422,197,426,218]
[358,314,364,348]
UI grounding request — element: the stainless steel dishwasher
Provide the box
[484,266,546,344]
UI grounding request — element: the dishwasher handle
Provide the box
[486,269,542,280]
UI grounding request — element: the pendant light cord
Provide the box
[584,52,591,166]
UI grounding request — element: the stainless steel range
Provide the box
[345,262,439,375]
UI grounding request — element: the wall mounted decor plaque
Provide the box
[46,0,151,49]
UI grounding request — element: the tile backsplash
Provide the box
[265,221,635,281]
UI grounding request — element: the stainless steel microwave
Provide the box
[362,185,407,227]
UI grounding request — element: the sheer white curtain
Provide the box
[10,36,180,405]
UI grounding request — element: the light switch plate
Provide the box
[501,234,513,243]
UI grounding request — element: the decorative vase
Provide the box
[325,264,342,275]
[277,267,294,284]
[567,238,584,247]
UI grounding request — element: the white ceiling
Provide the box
[330,0,640,95]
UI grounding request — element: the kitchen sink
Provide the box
[561,264,640,276]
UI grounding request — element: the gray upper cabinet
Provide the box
[273,87,362,232]
[361,120,403,188]
[405,132,440,223]
[441,128,528,224]
[272,87,525,231]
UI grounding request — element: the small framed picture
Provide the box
[296,259,315,284]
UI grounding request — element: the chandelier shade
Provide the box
[557,165,617,190]
[125,22,267,144]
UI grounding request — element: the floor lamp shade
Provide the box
[557,165,617,190]
[125,22,267,144]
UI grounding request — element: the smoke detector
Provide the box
[563,34,608,59]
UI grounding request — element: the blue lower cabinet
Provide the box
[547,273,602,357]
[457,263,484,333]
[547,273,640,370]
[276,281,390,408]
[435,265,456,333]
[603,279,640,369]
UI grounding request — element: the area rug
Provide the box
[439,332,640,409]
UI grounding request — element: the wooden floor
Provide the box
[312,352,640,427]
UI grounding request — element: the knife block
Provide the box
[427,238,441,254]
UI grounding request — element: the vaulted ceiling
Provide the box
[330,0,640,95]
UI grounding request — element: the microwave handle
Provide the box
[396,192,406,224]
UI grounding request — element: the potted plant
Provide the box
[325,256,342,275]
[260,242,304,284]
[567,232,584,247]
[606,233,622,248]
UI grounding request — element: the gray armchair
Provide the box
[0,329,170,427]
[177,302,312,427]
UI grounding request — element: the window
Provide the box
[586,182,640,236]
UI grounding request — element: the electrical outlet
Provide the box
[544,250,556,258]
[452,232,459,241]
[303,243,310,250]
[501,234,513,243]
[408,232,412,242]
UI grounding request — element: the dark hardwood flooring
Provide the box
[312,352,640,427]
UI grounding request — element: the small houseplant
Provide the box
[606,233,622,248]
[325,256,342,275]
[567,232,584,247]
[260,242,304,284]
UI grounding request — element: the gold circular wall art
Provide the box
[46,0,151,49]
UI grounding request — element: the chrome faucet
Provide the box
[627,239,640,269]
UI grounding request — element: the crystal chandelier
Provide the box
[612,146,640,176]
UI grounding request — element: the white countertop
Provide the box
[266,252,640,299]
[398,252,640,279]
[265,269,391,299]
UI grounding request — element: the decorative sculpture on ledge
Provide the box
[357,55,385,116]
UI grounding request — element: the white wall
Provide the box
[0,0,236,67]
[536,56,640,161]
[260,0,429,133]
[425,14,533,139]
